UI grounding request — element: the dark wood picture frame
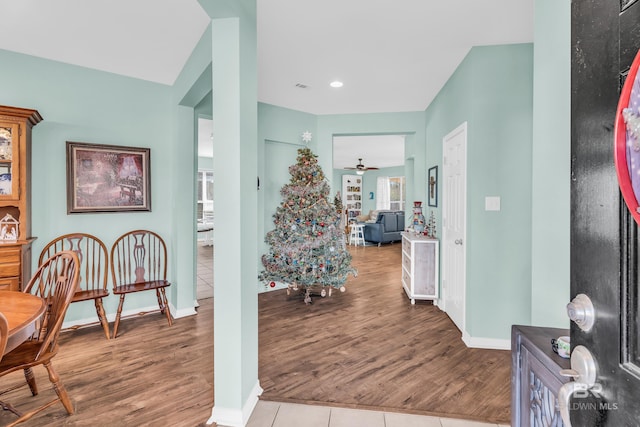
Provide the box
[66,141,151,214]
[428,166,438,207]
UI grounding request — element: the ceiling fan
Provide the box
[345,158,379,175]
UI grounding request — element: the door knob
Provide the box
[454,239,463,245]
[558,345,598,427]
[566,293,595,332]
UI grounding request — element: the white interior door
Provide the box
[441,122,467,333]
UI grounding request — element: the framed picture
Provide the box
[428,166,438,207]
[66,141,151,213]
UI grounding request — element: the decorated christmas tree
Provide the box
[334,191,343,214]
[260,147,356,304]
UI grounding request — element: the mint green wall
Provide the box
[174,25,212,321]
[199,156,214,170]
[531,0,570,328]
[0,6,568,419]
[258,102,317,260]
[0,48,193,321]
[425,43,534,341]
[333,166,407,215]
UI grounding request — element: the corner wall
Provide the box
[425,43,534,342]
[530,0,570,328]
[0,47,185,321]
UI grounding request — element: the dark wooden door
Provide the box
[571,0,640,425]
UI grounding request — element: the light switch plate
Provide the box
[485,196,501,211]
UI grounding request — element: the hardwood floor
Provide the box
[0,242,510,426]
[0,302,215,427]
[258,244,511,424]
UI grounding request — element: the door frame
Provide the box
[440,121,467,334]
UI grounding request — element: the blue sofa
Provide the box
[363,211,405,246]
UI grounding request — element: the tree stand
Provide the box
[286,283,339,304]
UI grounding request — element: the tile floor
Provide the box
[245,401,511,427]
[197,241,214,300]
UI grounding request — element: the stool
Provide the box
[349,223,365,246]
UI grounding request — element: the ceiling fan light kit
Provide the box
[345,158,379,174]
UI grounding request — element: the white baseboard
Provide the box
[61,302,195,331]
[207,381,263,426]
[173,304,197,318]
[257,280,288,293]
[462,331,511,350]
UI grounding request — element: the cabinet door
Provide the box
[413,242,437,297]
[0,276,19,291]
[520,346,565,427]
[0,122,19,200]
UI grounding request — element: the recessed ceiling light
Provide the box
[330,81,344,88]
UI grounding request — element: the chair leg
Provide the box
[94,298,110,339]
[112,294,126,338]
[0,400,21,416]
[23,368,38,396]
[6,362,75,427]
[155,289,165,314]
[158,288,173,326]
[43,361,74,415]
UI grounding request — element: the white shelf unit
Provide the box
[341,175,362,225]
[401,232,439,304]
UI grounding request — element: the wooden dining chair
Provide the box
[39,233,110,339]
[110,230,172,338]
[0,312,8,361]
[0,250,79,426]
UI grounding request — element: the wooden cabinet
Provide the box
[511,325,570,427]
[0,105,41,291]
[341,174,362,224]
[401,232,438,304]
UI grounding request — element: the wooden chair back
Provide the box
[109,230,172,338]
[38,233,110,339]
[110,229,167,287]
[0,312,8,360]
[24,250,80,359]
[38,233,108,296]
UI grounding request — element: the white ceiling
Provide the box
[0,0,211,86]
[333,135,405,169]
[258,0,534,115]
[0,0,533,164]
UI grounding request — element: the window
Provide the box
[197,170,214,221]
[389,176,405,211]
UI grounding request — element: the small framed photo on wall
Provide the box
[428,166,438,207]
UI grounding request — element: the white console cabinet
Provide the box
[401,232,439,304]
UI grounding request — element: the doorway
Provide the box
[197,117,214,300]
[332,134,406,226]
[441,122,467,333]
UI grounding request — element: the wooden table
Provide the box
[0,291,46,355]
